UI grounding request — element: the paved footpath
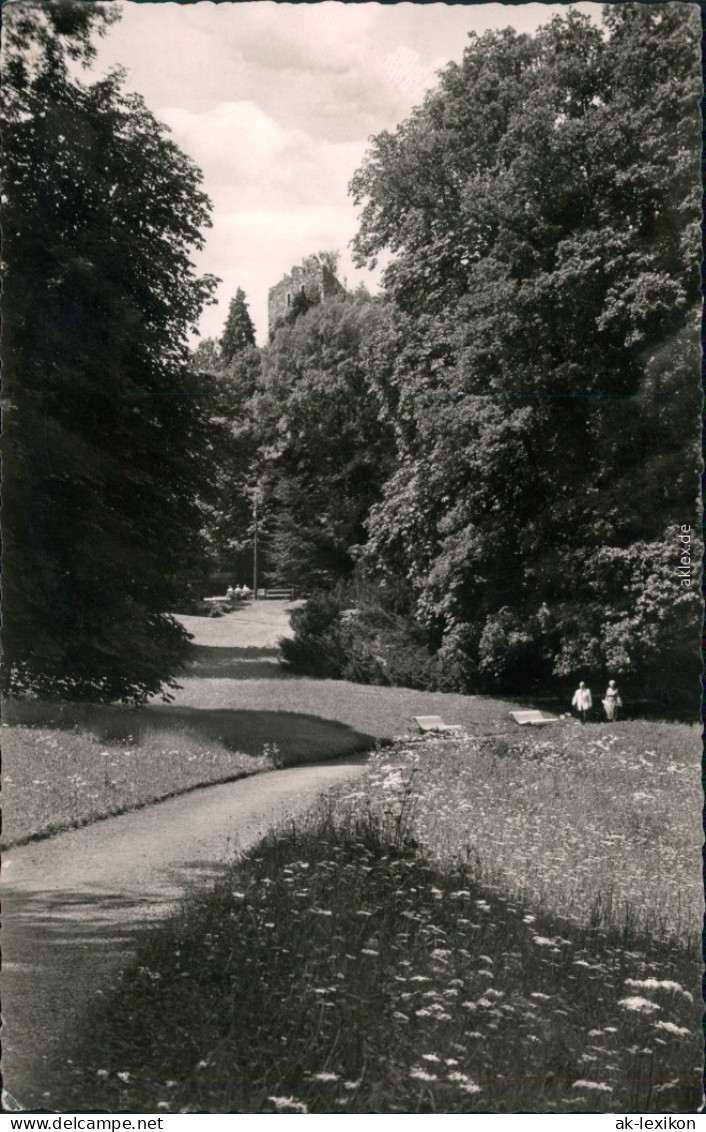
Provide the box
[2,758,364,1110]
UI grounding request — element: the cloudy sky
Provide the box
[89,1,596,344]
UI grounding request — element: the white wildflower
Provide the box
[410,1068,437,1082]
[618,996,661,1014]
[654,1021,691,1038]
[624,979,693,1003]
[268,1096,308,1113]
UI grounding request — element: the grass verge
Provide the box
[2,724,269,848]
[53,736,701,1114]
[2,675,526,848]
[383,721,701,941]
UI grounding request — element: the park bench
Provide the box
[414,715,463,734]
[509,710,559,727]
[203,593,253,604]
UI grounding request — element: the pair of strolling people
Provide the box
[571,679,622,723]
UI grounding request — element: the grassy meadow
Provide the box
[2,723,270,847]
[52,722,702,1114]
[388,721,701,941]
[2,595,525,848]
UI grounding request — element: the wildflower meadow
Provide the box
[2,724,269,847]
[52,722,701,1114]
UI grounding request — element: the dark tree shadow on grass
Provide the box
[5,700,379,766]
[185,645,290,680]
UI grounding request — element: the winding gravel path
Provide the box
[3,757,365,1109]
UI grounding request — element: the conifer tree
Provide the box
[220,288,256,363]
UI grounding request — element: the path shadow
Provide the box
[106,706,378,763]
[185,645,289,680]
[2,863,235,1107]
[4,700,379,764]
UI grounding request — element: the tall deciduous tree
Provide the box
[350,5,700,704]
[2,1,219,703]
[254,292,396,590]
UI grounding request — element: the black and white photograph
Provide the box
[1,0,702,1117]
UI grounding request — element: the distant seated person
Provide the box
[226,585,235,601]
[233,584,243,600]
[240,583,251,599]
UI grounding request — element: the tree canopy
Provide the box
[253,292,396,590]
[2,2,219,702]
[341,5,701,705]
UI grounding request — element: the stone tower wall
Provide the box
[268,258,345,335]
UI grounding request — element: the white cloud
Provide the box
[161,101,294,197]
[91,1,601,342]
[195,204,376,343]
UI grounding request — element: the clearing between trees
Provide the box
[4,602,527,847]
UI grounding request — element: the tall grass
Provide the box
[2,724,269,846]
[52,729,701,1115]
[382,722,700,942]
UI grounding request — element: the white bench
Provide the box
[414,715,463,734]
[204,594,253,604]
[509,710,559,727]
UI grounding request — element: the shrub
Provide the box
[279,590,348,677]
[281,586,442,689]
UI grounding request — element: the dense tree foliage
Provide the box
[189,289,395,594]
[2,2,219,702]
[254,293,396,590]
[191,339,265,584]
[280,4,702,709]
[345,4,701,706]
[28,3,694,709]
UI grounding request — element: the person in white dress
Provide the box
[602,680,622,722]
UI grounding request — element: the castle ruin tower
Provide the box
[267,254,346,337]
